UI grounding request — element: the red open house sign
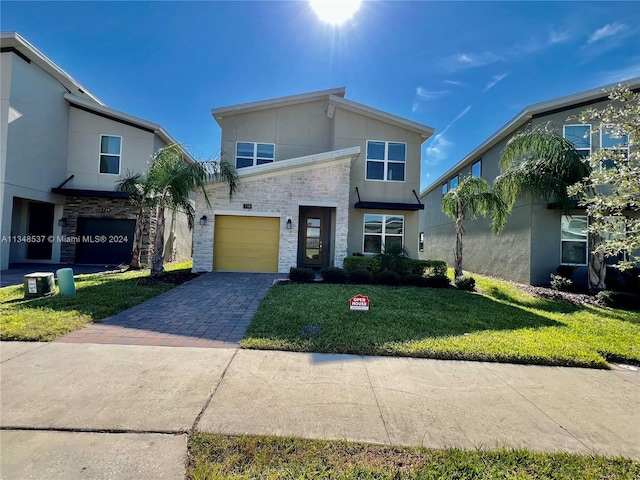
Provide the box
[349,294,370,311]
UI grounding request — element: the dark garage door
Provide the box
[76,218,136,265]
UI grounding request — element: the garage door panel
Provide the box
[76,218,135,265]
[213,216,279,272]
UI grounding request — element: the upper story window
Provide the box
[563,125,591,157]
[236,142,275,169]
[99,135,121,175]
[600,125,629,169]
[472,159,482,178]
[561,215,588,266]
[366,141,406,182]
[441,183,448,196]
[449,175,459,190]
[363,214,404,254]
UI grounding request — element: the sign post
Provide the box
[349,294,370,311]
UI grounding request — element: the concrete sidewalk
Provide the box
[1,342,639,479]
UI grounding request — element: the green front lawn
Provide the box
[240,274,640,368]
[0,261,195,341]
[187,433,639,480]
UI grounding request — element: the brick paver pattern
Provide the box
[58,272,281,348]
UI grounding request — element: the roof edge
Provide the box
[211,87,346,119]
[420,76,640,197]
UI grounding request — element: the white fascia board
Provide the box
[209,146,361,184]
[420,77,640,197]
[1,31,104,106]
[64,93,196,163]
[329,95,434,141]
[211,87,346,122]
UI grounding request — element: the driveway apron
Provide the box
[58,272,281,348]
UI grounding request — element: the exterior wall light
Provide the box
[286,218,292,229]
[199,215,208,226]
[58,218,67,227]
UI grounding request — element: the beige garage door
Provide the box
[214,215,280,272]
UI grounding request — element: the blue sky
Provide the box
[3,1,639,190]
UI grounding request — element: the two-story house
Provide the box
[1,32,194,270]
[419,78,639,286]
[192,88,434,273]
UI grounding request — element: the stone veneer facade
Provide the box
[59,197,151,263]
[193,155,353,273]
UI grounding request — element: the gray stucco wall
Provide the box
[66,107,160,191]
[218,100,333,163]
[419,94,629,285]
[1,51,69,269]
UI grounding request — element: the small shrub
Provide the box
[556,265,576,280]
[423,260,448,277]
[343,256,380,274]
[606,267,640,294]
[423,275,451,289]
[289,267,315,283]
[348,269,374,285]
[375,271,401,286]
[455,275,476,291]
[376,243,409,273]
[320,267,347,284]
[403,274,425,287]
[596,290,640,310]
[550,273,573,292]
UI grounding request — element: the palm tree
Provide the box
[115,171,153,269]
[494,124,591,213]
[147,143,239,276]
[441,176,508,278]
[495,123,596,286]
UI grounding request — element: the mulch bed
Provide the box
[519,284,600,307]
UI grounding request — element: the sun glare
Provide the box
[310,0,362,25]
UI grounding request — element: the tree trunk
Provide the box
[129,205,145,269]
[150,202,166,276]
[454,207,463,278]
[588,239,606,291]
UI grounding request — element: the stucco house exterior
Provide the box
[1,32,194,270]
[419,78,639,286]
[193,88,434,273]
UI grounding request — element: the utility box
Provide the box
[23,272,55,298]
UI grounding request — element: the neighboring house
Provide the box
[0,32,194,270]
[193,88,433,273]
[419,78,640,286]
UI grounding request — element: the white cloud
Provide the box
[587,23,628,44]
[424,133,452,166]
[423,105,472,166]
[416,87,450,101]
[596,62,640,85]
[483,73,509,93]
[548,29,571,44]
[444,80,465,87]
[442,51,503,71]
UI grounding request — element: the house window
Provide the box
[472,159,482,178]
[449,175,459,190]
[563,125,591,157]
[236,142,275,168]
[363,214,404,254]
[99,135,121,174]
[561,215,588,266]
[419,232,424,252]
[366,141,406,181]
[441,183,448,196]
[600,126,629,169]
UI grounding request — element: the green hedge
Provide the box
[343,256,446,277]
[400,259,447,277]
[343,256,380,273]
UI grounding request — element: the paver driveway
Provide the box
[58,272,281,348]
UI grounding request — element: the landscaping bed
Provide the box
[0,261,196,341]
[240,273,640,368]
[187,433,640,480]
